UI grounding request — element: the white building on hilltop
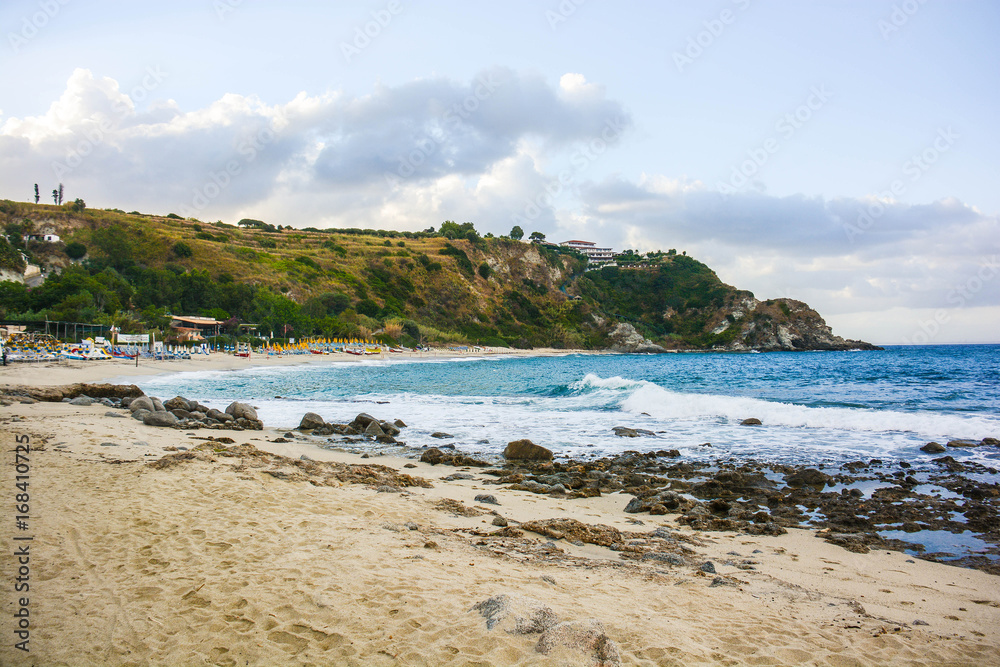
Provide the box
[559,240,615,268]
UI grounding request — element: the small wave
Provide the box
[621,382,1000,440]
[569,373,650,392]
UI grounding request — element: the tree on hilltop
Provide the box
[34,184,39,204]
[510,225,524,240]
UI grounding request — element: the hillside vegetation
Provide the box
[0,201,876,351]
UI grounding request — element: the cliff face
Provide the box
[707,298,881,352]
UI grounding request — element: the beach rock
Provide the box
[313,425,335,436]
[206,408,233,422]
[379,421,401,436]
[982,437,1000,446]
[394,419,407,428]
[352,413,378,428]
[431,432,453,439]
[699,561,716,574]
[946,439,981,448]
[375,434,397,444]
[128,396,155,413]
[143,411,178,427]
[784,468,831,487]
[472,594,559,635]
[121,396,133,407]
[226,401,258,421]
[365,421,386,437]
[642,552,685,565]
[170,408,194,420]
[740,418,763,426]
[99,398,116,407]
[298,412,326,430]
[164,396,192,411]
[131,408,151,422]
[475,494,500,506]
[104,411,127,418]
[151,398,165,412]
[420,448,446,465]
[493,516,508,527]
[69,396,94,406]
[535,619,621,667]
[504,439,553,461]
[921,442,946,453]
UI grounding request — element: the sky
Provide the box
[1,0,998,344]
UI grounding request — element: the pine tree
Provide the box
[34,184,39,204]
[57,183,64,205]
[51,189,58,204]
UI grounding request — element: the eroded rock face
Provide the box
[607,323,667,354]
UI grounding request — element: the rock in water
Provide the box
[471,594,559,635]
[128,395,155,413]
[946,439,981,448]
[740,418,763,426]
[352,413,378,428]
[298,412,326,430]
[535,619,622,667]
[143,411,178,427]
[226,401,258,421]
[379,421,401,436]
[920,442,946,453]
[784,468,832,487]
[364,421,385,437]
[503,439,553,461]
[430,432,453,439]
[607,322,666,354]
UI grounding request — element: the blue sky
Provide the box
[1,0,998,343]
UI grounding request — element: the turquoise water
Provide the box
[134,344,1000,467]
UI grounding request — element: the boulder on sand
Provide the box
[226,401,258,421]
[503,439,553,461]
[143,411,178,427]
[128,395,155,413]
[298,412,326,430]
[164,396,192,411]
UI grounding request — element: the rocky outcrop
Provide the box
[503,439,553,461]
[715,298,882,352]
[606,323,666,354]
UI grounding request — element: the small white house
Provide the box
[23,233,60,243]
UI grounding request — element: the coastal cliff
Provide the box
[0,200,879,352]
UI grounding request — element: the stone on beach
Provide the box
[69,396,94,406]
[226,401,258,421]
[143,410,178,427]
[298,412,326,430]
[535,619,622,667]
[504,439,553,461]
[472,594,559,635]
[129,395,155,413]
[163,396,192,411]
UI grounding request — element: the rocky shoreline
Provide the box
[287,406,1000,575]
[9,383,994,575]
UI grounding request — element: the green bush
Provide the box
[65,241,88,260]
[478,262,491,279]
[172,241,193,258]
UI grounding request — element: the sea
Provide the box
[132,344,1000,469]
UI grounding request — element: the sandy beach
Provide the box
[2,354,999,666]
